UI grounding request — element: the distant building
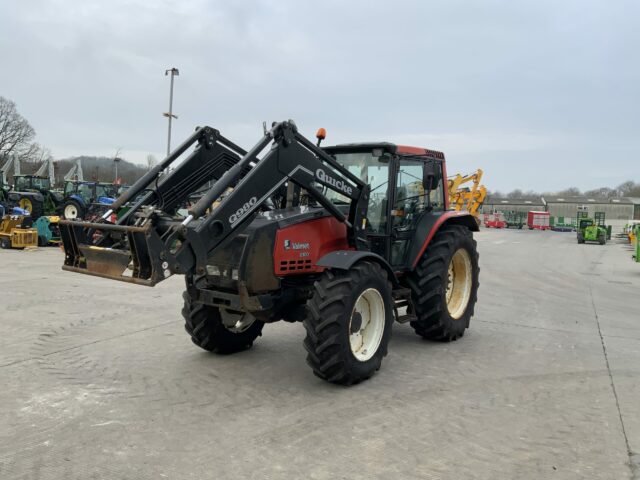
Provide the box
[628,197,640,220]
[481,196,545,214]
[480,195,634,222]
[543,196,634,220]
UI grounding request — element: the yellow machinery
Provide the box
[624,221,640,244]
[0,215,38,249]
[447,169,487,219]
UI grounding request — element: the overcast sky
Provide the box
[1,0,638,192]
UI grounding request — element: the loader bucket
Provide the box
[59,219,168,286]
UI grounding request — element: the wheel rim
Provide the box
[446,248,473,320]
[19,198,33,213]
[64,204,78,219]
[219,308,255,333]
[349,288,385,362]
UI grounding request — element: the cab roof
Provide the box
[324,142,445,160]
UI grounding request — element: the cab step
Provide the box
[392,288,416,323]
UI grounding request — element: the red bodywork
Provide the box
[274,144,467,275]
[274,217,350,276]
[527,211,550,230]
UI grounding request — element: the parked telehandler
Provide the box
[59,121,480,385]
[577,217,607,245]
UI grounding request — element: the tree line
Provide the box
[489,182,640,199]
[0,95,156,186]
[2,94,638,194]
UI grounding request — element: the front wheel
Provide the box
[303,261,394,385]
[182,291,264,354]
[62,200,85,220]
[407,225,479,341]
[598,232,606,245]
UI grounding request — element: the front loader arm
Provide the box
[60,121,370,286]
[173,120,370,281]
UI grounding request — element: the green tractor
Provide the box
[8,174,62,219]
[576,212,607,245]
[633,224,640,263]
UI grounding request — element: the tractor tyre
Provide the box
[303,261,394,385]
[598,232,606,245]
[182,291,263,354]
[1,237,10,249]
[407,225,479,342]
[577,232,585,244]
[17,195,44,220]
[62,199,85,220]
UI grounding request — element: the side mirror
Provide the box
[423,163,437,190]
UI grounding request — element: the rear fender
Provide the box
[8,191,44,203]
[316,250,399,287]
[410,211,479,268]
[67,194,86,206]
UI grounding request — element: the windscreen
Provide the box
[95,184,111,198]
[328,151,391,233]
[328,152,390,205]
[32,177,50,190]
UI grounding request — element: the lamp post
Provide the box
[113,147,122,183]
[163,68,179,157]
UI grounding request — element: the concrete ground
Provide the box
[1,229,639,480]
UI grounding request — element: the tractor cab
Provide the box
[14,175,51,192]
[64,180,93,202]
[323,143,446,268]
[63,181,114,204]
[578,218,594,230]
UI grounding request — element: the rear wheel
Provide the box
[577,232,585,244]
[303,261,393,385]
[17,195,44,220]
[407,225,479,341]
[1,237,10,249]
[182,291,264,354]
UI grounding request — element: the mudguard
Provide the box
[410,210,479,268]
[316,250,398,286]
[68,194,86,206]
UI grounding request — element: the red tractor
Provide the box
[59,121,480,385]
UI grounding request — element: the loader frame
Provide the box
[60,121,371,285]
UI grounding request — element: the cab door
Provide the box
[389,156,445,267]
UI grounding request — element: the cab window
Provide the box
[393,159,428,229]
[329,151,391,235]
[390,157,443,265]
